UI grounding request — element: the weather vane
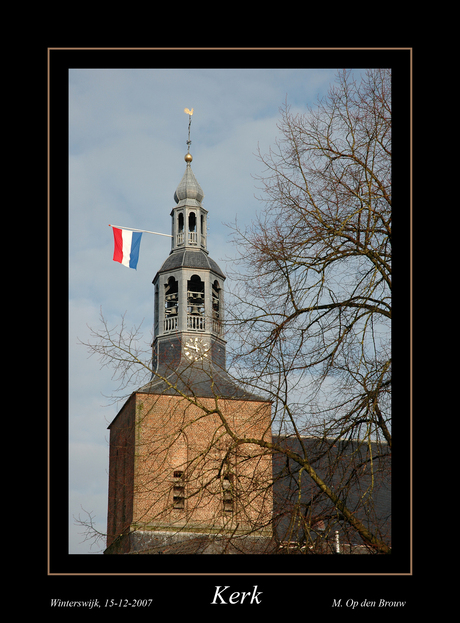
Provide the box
[184,107,194,153]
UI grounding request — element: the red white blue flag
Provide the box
[112,227,142,269]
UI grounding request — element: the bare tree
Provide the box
[225,68,392,553]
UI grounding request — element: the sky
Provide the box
[68,66,361,554]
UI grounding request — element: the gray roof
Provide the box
[137,361,267,402]
[271,435,391,549]
[156,249,225,279]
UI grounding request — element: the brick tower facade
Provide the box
[104,143,273,555]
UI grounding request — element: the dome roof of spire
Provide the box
[173,155,204,206]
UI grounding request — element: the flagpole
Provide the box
[109,224,172,238]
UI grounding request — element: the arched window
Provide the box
[212,280,221,318]
[177,213,184,245]
[164,276,178,332]
[154,281,159,336]
[187,274,205,330]
[212,280,222,334]
[188,212,197,244]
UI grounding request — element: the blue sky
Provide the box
[68,66,364,554]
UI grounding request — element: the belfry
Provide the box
[104,120,273,554]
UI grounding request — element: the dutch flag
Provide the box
[112,227,142,269]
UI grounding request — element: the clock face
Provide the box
[184,337,210,361]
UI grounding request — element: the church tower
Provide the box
[150,148,227,378]
[104,131,273,555]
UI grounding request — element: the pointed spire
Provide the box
[173,108,204,205]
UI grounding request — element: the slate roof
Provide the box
[156,249,225,279]
[270,435,391,549]
[173,163,205,206]
[137,361,267,402]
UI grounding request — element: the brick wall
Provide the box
[106,394,136,549]
[106,391,273,549]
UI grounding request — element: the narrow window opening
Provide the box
[212,280,220,318]
[200,213,206,247]
[177,212,184,246]
[173,471,186,510]
[173,489,185,509]
[222,473,234,513]
[212,280,221,334]
[188,212,197,244]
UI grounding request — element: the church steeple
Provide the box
[138,118,263,401]
[149,146,227,380]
